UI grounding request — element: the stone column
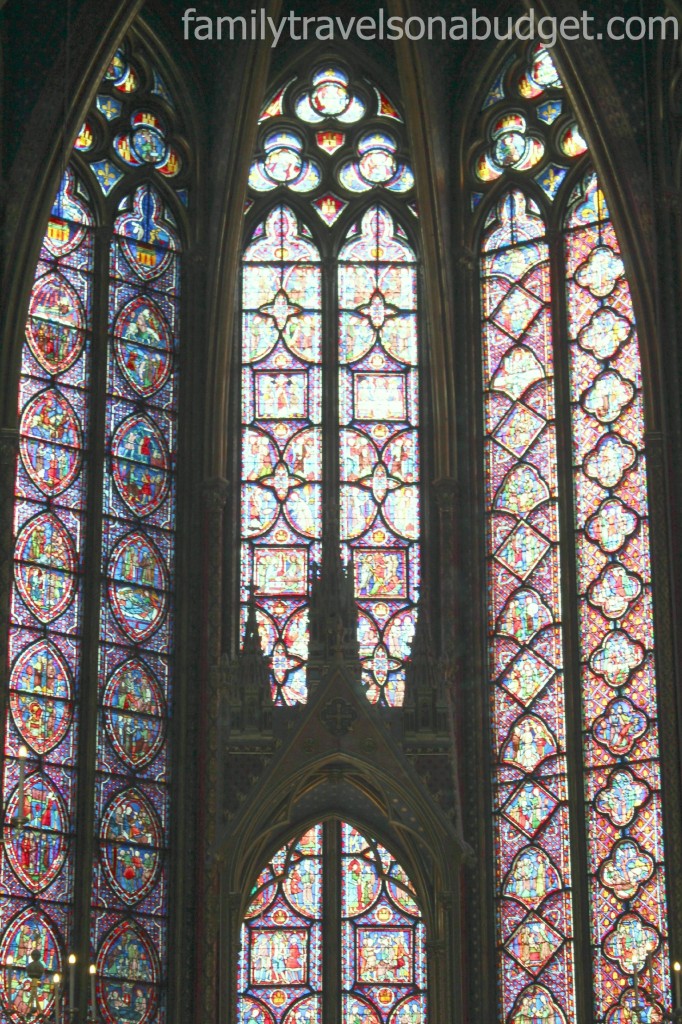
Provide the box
[197,477,230,1024]
[0,428,18,722]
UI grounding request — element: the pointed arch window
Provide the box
[237,821,427,1024]
[473,43,671,1024]
[1,38,187,1024]
[240,63,420,707]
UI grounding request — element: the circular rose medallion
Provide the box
[100,787,162,906]
[4,773,68,892]
[97,921,158,1024]
[132,126,167,165]
[111,415,170,518]
[108,532,167,642]
[103,659,165,771]
[114,298,172,398]
[15,512,76,623]
[9,640,72,755]
[20,389,82,496]
[26,272,85,374]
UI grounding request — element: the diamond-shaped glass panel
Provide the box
[494,404,545,458]
[496,522,550,580]
[505,913,563,974]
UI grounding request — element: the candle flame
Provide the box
[53,973,61,984]
[68,954,76,965]
[17,746,28,759]
[675,962,681,972]
[89,965,96,975]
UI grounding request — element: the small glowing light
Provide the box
[89,965,96,976]
[53,973,61,985]
[68,954,76,966]
[6,955,13,966]
[675,962,681,972]
[17,746,28,759]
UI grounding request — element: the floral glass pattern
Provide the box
[565,173,669,1023]
[248,63,413,229]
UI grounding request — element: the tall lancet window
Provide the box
[473,43,670,1024]
[1,37,188,1024]
[240,64,420,706]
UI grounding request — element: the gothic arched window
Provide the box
[237,821,427,1024]
[1,37,187,1024]
[239,64,420,708]
[473,43,671,1024]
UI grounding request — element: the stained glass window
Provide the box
[339,210,419,706]
[91,182,179,1024]
[474,43,671,1024]
[237,821,427,1024]
[1,37,186,1024]
[241,208,322,706]
[1,167,93,1020]
[241,63,419,706]
[565,173,668,1024]
[481,191,576,1022]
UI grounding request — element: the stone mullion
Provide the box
[197,477,229,1024]
[645,432,682,967]
[433,478,462,834]
[71,220,112,1014]
[324,819,341,1024]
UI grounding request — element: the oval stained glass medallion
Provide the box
[103,659,165,771]
[0,908,61,1019]
[107,531,168,643]
[99,787,163,906]
[4,774,68,892]
[25,271,85,375]
[113,297,172,398]
[14,512,76,623]
[111,414,170,518]
[9,640,72,756]
[96,920,159,1024]
[20,389,82,496]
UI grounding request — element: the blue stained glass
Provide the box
[0,167,92,1012]
[92,183,179,1023]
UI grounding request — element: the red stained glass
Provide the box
[566,172,670,1022]
[480,190,577,1024]
[475,43,671,1024]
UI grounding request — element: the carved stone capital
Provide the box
[432,477,458,515]
[456,247,476,272]
[201,476,230,511]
